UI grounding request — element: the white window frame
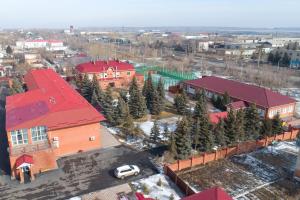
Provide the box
[11,129,28,146]
[31,126,48,142]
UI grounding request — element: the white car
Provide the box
[114,165,140,179]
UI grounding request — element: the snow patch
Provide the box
[131,174,183,200]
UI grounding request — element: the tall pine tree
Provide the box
[261,118,273,137]
[224,108,238,145]
[272,113,283,135]
[174,90,188,115]
[193,92,214,151]
[113,97,130,126]
[244,104,261,140]
[174,117,191,159]
[151,90,163,115]
[157,77,165,99]
[128,77,147,119]
[80,74,93,102]
[150,120,160,144]
[143,73,155,111]
[214,119,227,147]
[235,109,245,142]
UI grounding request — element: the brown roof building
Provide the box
[181,76,296,119]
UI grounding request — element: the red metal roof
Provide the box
[227,101,247,110]
[184,76,295,108]
[209,112,228,124]
[182,187,233,200]
[6,69,105,131]
[76,60,135,73]
[15,154,33,168]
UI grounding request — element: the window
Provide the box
[11,129,28,146]
[127,71,131,76]
[31,126,48,142]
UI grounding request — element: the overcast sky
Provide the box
[0,0,299,28]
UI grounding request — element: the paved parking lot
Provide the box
[0,145,159,200]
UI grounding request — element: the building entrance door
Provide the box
[22,166,31,183]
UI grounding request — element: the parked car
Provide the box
[114,165,140,179]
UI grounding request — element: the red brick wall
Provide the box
[167,129,299,172]
[10,149,57,179]
[49,122,101,158]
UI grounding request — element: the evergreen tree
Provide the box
[272,113,284,135]
[151,90,163,115]
[221,92,231,110]
[169,132,176,155]
[273,51,281,65]
[235,109,245,142]
[281,52,290,67]
[244,104,261,140]
[193,91,207,119]
[119,89,129,102]
[10,78,24,95]
[102,87,115,124]
[268,52,274,63]
[174,117,191,159]
[163,123,170,142]
[80,74,93,102]
[174,90,188,115]
[143,73,155,111]
[261,118,273,137]
[114,97,130,126]
[150,120,160,144]
[91,89,100,107]
[198,119,214,151]
[157,77,165,99]
[224,108,238,144]
[122,114,135,137]
[6,45,13,54]
[128,77,147,119]
[190,118,201,150]
[192,94,214,151]
[214,119,227,147]
[75,74,82,89]
[91,74,100,93]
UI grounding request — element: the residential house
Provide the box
[76,60,144,89]
[6,69,105,183]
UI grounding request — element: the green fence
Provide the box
[135,65,197,89]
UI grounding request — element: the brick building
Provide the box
[181,76,296,119]
[76,60,144,89]
[6,69,105,183]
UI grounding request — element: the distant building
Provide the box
[272,48,300,68]
[181,76,296,119]
[266,37,300,48]
[76,60,144,89]
[6,69,105,183]
[16,40,67,51]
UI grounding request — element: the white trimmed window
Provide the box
[11,129,28,146]
[31,126,48,142]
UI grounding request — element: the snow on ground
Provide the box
[131,174,183,200]
[136,116,179,139]
[265,141,299,155]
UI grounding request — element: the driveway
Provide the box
[0,145,159,200]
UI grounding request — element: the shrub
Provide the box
[157,178,162,187]
[169,193,175,200]
[142,184,150,195]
